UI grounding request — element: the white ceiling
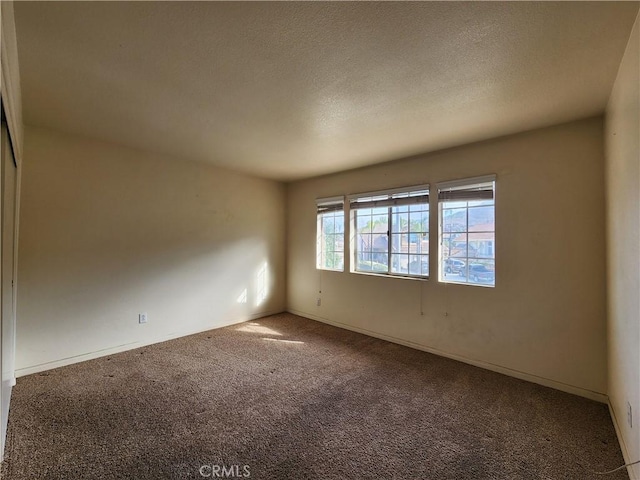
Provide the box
[14,2,639,181]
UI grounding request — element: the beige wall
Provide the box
[16,127,286,375]
[605,11,640,479]
[287,117,607,400]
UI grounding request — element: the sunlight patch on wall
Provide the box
[236,288,247,304]
[256,262,269,306]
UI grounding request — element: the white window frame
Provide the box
[316,196,345,272]
[437,175,496,287]
[349,185,430,279]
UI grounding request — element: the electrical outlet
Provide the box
[139,313,148,324]
[627,402,633,428]
[316,298,321,307]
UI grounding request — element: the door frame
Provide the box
[0,102,20,463]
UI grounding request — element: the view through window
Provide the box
[351,187,429,278]
[316,197,345,271]
[438,177,495,286]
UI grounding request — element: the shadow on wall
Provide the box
[16,238,278,371]
[15,126,286,374]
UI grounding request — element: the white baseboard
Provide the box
[608,400,638,480]
[15,310,284,378]
[287,308,608,404]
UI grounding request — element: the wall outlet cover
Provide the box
[139,313,148,324]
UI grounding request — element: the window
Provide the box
[350,186,429,278]
[316,197,345,271]
[438,176,495,287]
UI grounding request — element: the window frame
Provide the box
[316,196,345,272]
[437,175,496,288]
[349,184,430,280]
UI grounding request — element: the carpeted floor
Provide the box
[1,313,628,479]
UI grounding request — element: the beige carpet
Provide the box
[1,313,628,479]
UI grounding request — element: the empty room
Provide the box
[1,1,639,479]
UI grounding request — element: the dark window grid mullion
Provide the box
[465,206,469,277]
[352,210,359,266]
[386,207,391,274]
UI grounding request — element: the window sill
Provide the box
[350,270,430,282]
[439,279,495,288]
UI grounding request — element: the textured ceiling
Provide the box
[14,2,639,181]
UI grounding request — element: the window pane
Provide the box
[390,253,408,274]
[357,252,373,271]
[442,256,466,279]
[334,213,345,233]
[414,233,428,254]
[468,206,494,230]
[372,233,389,257]
[392,212,408,233]
[468,260,495,286]
[408,255,426,275]
[469,199,494,207]
[443,200,467,209]
[420,256,429,276]
[372,254,388,272]
[469,232,494,259]
[322,251,330,270]
[393,204,409,213]
[331,252,344,271]
[442,233,467,258]
[408,259,419,275]
[371,214,388,233]
[390,233,402,253]
[324,233,336,252]
[442,208,466,233]
[396,233,409,253]
[358,234,373,254]
[416,211,429,232]
[408,213,421,233]
[357,215,372,234]
[323,216,335,234]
